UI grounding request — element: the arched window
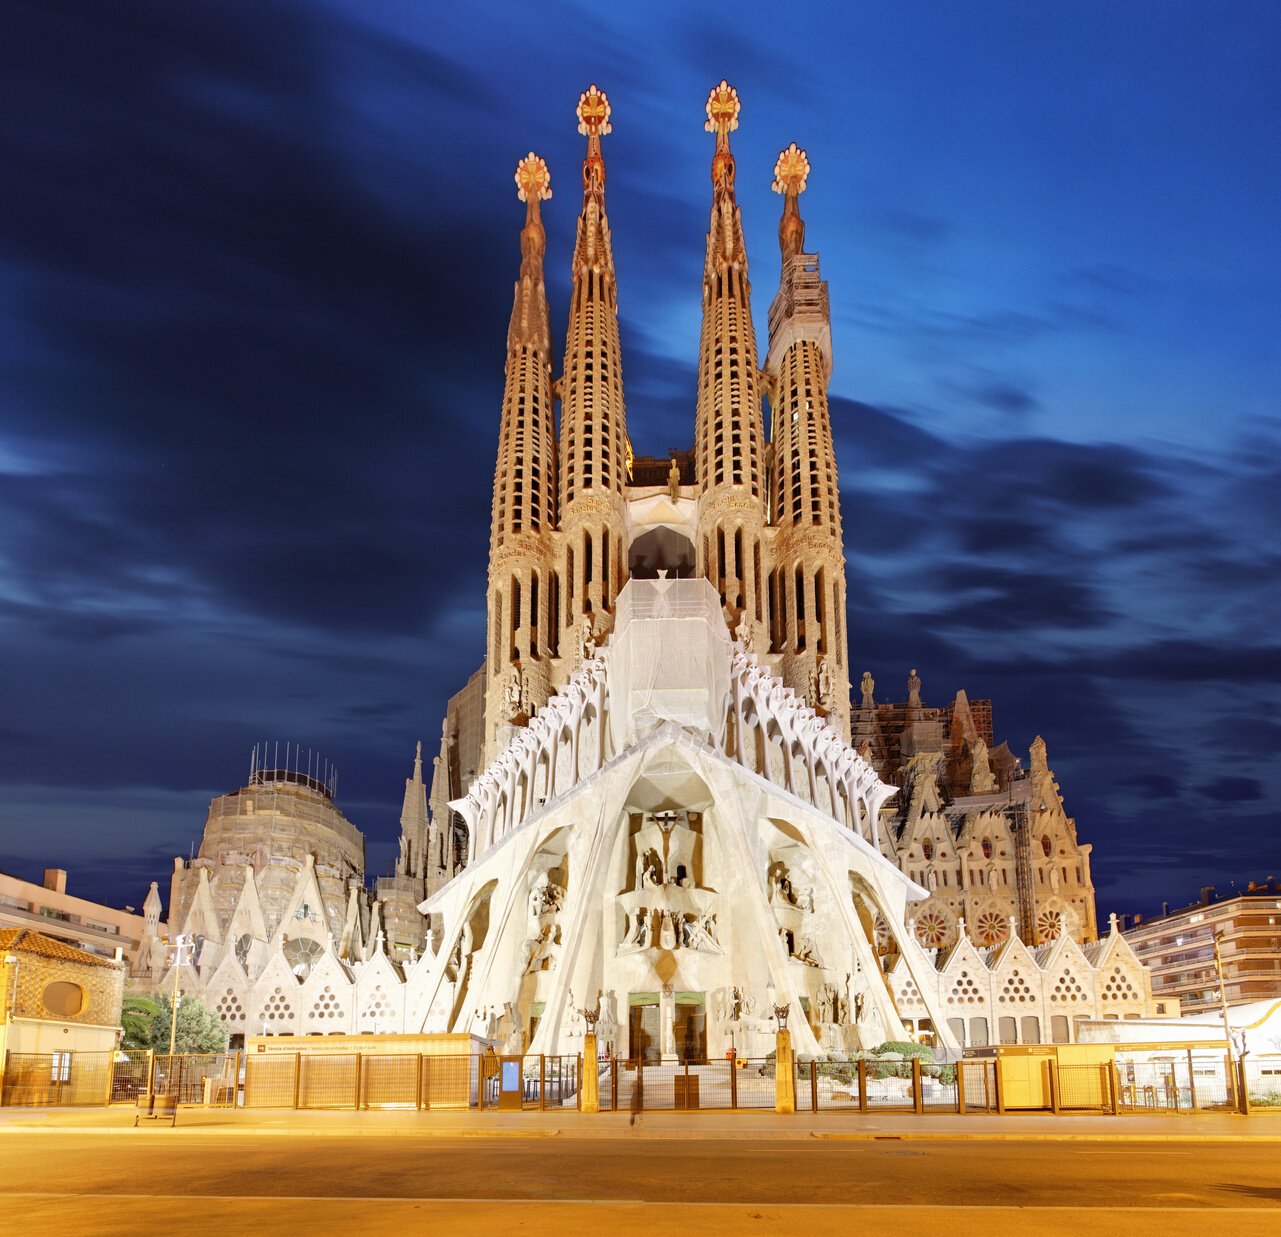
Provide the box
[1041,835,1052,857]
[981,837,992,860]
[922,838,934,861]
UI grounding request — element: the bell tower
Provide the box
[693,82,769,652]
[484,153,559,759]
[766,144,850,738]
[555,85,631,672]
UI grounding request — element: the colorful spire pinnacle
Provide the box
[772,142,809,259]
[705,79,740,143]
[577,84,611,195]
[515,152,552,203]
[514,153,551,280]
[705,80,740,194]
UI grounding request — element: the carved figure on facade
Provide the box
[578,615,597,663]
[504,662,526,720]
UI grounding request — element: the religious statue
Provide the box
[635,847,662,890]
[809,657,832,710]
[578,614,596,662]
[792,934,822,967]
[659,910,677,951]
[735,614,756,650]
[969,738,997,794]
[685,912,721,953]
[621,908,650,950]
[907,667,923,709]
[504,662,525,719]
[667,456,681,501]
[500,1002,524,1055]
[860,670,876,709]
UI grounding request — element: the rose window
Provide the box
[915,910,949,949]
[974,909,1008,946]
[1037,909,1063,941]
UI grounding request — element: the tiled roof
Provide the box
[0,927,122,968]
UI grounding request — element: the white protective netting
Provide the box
[607,578,732,753]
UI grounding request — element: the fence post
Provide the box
[354,1051,363,1111]
[730,1052,738,1110]
[415,1054,424,1111]
[1107,1063,1119,1115]
[102,1051,115,1107]
[580,1035,599,1112]
[1185,1048,1197,1111]
[994,1061,1006,1116]
[1047,1060,1061,1115]
[810,1061,818,1113]
[539,1054,546,1111]
[956,1060,967,1114]
[292,1052,302,1110]
[857,1058,868,1113]
[774,1028,796,1114]
[911,1058,924,1114]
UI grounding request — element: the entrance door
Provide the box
[674,995,706,1062]
[629,1001,661,1062]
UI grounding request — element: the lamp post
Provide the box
[1211,929,1238,1108]
[167,935,192,1057]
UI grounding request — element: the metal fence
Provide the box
[601,1058,770,1111]
[1114,1055,1236,1113]
[1,1050,114,1107]
[3,1045,1274,1117]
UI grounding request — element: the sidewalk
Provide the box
[0,1104,1278,1141]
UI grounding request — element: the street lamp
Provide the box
[1211,929,1238,1106]
[166,934,192,1057]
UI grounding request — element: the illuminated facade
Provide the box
[152,82,1147,1058]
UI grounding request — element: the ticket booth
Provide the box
[497,1057,524,1111]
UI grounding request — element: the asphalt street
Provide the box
[1,1133,1279,1235]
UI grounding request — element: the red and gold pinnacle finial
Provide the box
[515,153,552,204]
[705,80,740,145]
[772,143,809,197]
[774,143,809,259]
[577,85,611,196]
[576,84,612,138]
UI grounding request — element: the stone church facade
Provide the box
[154,83,1151,1058]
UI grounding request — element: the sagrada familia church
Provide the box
[137,84,1155,1061]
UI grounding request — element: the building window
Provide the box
[43,981,86,1018]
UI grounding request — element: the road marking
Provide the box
[0,1194,1275,1211]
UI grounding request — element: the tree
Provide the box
[121,995,161,1048]
[148,995,229,1054]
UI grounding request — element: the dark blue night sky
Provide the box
[1,1,1277,919]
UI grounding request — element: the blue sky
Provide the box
[0,0,1277,917]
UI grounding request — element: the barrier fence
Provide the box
[2,1047,1277,1114]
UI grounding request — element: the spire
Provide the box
[508,153,553,352]
[484,152,560,755]
[694,81,767,629]
[396,741,428,880]
[558,84,630,639]
[765,140,848,737]
[773,142,808,260]
[704,79,747,271]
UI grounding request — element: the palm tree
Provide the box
[121,995,161,1048]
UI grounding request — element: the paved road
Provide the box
[2,1134,1278,1235]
